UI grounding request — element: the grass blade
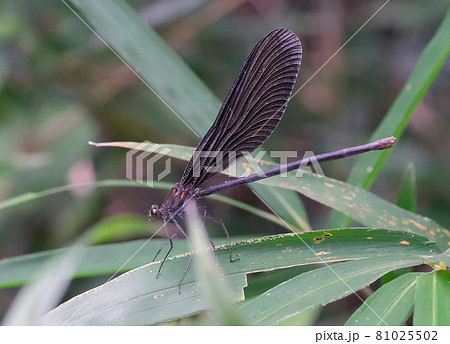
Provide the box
[37,229,438,325]
[2,236,90,325]
[185,202,245,325]
[396,163,417,213]
[329,8,450,227]
[240,257,425,325]
[346,272,419,326]
[413,271,450,325]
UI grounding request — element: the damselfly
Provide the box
[148,28,395,285]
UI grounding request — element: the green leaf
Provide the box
[40,258,247,326]
[240,257,425,325]
[0,179,143,212]
[244,265,316,300]
[2,235,91,325]
[250,181,311,232]
[380,163,418,285]
[329,8,450,227]
[413,270,450,325]
[428,248,450,267]
[186,202,244,325]
[396,163,417,213]
[89,214,152,243]
[258,171,448,250]
[0,178,288,232]
[37,229,438,325]
[278,307,321,326]
[346,272,419,326]
[68,0,216,134]
[68,0,309,231]
[0,238,189,288]
[381,266,412,286]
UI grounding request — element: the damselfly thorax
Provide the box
[149,183,196,221]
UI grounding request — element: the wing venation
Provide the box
[180,28,302,188]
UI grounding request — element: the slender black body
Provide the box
[197,136,395,198]
[148,28,395,285]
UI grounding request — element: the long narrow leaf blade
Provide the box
[240,257,425,325]
[413,270,450,325]
[396,163,417,213]
[2,236,90,325]
[260,171,448,250]
[329,8,450,227]
[0,238,190,288]
[38,229,438,325]
[186,202,245,325]
[68,0,215,133]
[345,272,419,326]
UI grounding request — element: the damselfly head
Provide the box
[149,204,160,221]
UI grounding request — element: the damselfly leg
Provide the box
[202,214,239,263]
[154,228,175,279]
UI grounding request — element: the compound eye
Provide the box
[149,205,159,220]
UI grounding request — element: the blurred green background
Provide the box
[0,0,449,324]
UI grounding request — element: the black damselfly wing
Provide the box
[150,28,302,285]
[179,28,302,189]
